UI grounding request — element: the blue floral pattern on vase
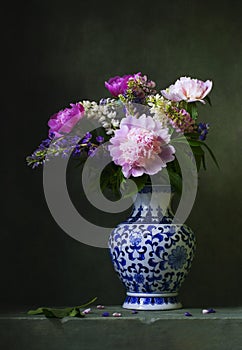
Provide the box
[108,185,196,310]
[168,246,188,270]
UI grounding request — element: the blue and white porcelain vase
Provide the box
[108,185,196,310]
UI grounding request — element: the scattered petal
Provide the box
[184,312,192,317]
[82,308,91,314]
[207,308,216,313]
[97,305,105,309]
[131,310,138,314]
[112,312,122,317]
[102,312,110,317]
[202,308,216,314]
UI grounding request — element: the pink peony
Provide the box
[108,115,175,178]
[161,76,213,104]
[48,103,85,137]
[105,75,132,97]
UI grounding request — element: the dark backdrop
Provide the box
[2,0,242,312]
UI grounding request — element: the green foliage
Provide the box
[100,163,150,199]
[167,167,183,195]
[27,297,97,318]
[190,145,206,170]
[188,139,219,169]
[100,163,124,199]
[168,132,219,194]
[204,95,212,106]
[121,174,148,198]
[186,102,198,120]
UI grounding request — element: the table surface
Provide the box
[1,306,242,320]
[1,307,242,350]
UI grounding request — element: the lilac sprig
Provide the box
[26,132,104,168]
[168,106,195,134]
[122,73,156,103]
[26,132,55,168]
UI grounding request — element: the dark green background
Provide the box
[2,0,242,312]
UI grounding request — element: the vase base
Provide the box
[122,293,182,311]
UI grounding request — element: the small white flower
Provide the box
[111,119,120,127]
[102,122,111,128]
[98,116,106,122]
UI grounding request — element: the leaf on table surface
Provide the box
[27,297,97,318]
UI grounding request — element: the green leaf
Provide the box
[28,307,45,315]
[121,174,148,198]
[69,308,80,317]
[190,145,206,171]
[204,95,212,106]
[188,140,201,147]
[189,140,219,169]
[186,102,198,120]
[132,174,148,191]
[45,308,76,318]
[167,168,182,195]
[201,142,219,169]
[27,297,97,318]
[190,145,204,155]
[171,136,188,144]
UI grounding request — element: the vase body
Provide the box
[108,185,196,310]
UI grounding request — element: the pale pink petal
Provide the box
[160,145,176,162]
[131,167,145,177]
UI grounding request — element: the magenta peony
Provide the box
[104,75,132,97]
[48,103,85,137]
[108,114,175,178]
[161,76,213,104]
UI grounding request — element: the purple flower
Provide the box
[81,132,92,144]
[96,136,104,143]
[108,114,175,178]
[197,122,209,141]
[105,73,156,101]
[48,103,85,138]
[88,146,97,157]
[105,75,132,97]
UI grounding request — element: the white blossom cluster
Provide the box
[146,94,171,128]
[81,99,121,135]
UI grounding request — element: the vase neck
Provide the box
[127,185,174,223]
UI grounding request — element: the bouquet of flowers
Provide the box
[27,73,217,196]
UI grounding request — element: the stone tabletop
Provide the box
[2,306,242,321]
[1,307,242,350]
